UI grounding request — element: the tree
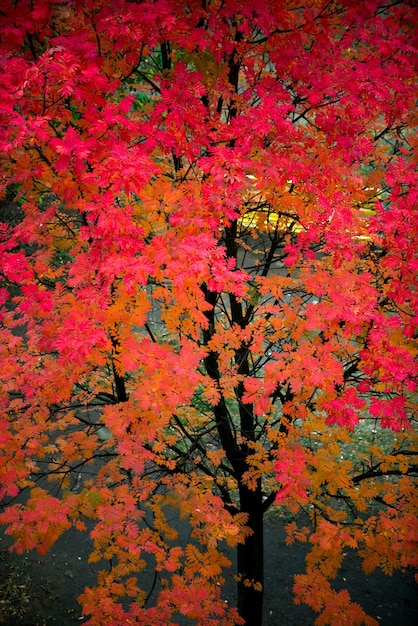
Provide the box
[0,1,417,624]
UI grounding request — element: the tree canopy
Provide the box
[0,1,417,625]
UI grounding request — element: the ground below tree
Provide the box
[1,511,416,626]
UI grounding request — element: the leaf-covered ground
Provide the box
[1,512,416,626]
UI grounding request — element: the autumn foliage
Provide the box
[0,1,417,624]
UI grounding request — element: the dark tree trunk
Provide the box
[237,480,264,626]
[202,279,265,625]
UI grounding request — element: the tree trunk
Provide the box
[237,480,264,626]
